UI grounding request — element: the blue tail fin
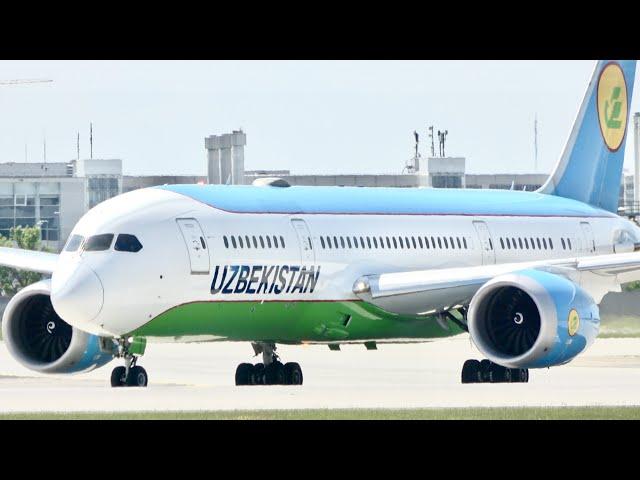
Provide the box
[538,60,636,212]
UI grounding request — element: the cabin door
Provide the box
[291,219,315,264]
[473,220,496,265]
[176,218,210,274]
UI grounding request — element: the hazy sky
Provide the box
[0,60,638,177]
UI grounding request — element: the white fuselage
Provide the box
[49,187,640,338]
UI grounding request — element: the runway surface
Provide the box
[1,337,640,413]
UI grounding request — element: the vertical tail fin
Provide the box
[538,60,636,212]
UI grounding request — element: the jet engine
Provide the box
[2,280,115,374]
[468,269,599,369]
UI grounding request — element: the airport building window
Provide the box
[84,233,114,252]
[64,234,84,252]
[115,234,143,253]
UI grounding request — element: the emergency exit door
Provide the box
[580,222,596,254]
[291,219,315,264]
[473,221,496,265]
[176,218,210,274]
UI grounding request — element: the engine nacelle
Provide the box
[468,269,599,369]
[2,280,115,374]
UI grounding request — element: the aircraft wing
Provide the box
[352,252,640,316]
[0,247,59,275]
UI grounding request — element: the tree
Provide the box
[0,226,50,297]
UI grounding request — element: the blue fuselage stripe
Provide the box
[156,185,616,219]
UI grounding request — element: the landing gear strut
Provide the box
[235,342,303,386]
[461,359,528,384]
[110,337,148,387]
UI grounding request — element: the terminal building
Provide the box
[0,124,636,252]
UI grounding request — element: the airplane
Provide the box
[0,59,638,388]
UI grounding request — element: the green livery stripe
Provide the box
[131,300,464,343]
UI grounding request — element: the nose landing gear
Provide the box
[235,342,303,386]
[110,337,148,387]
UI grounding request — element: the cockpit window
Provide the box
[115,234,143,253]
[64,234,84,252]
[83,234,114,252]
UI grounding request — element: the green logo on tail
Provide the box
[605,87,623,129]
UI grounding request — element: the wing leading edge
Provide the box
[352,252,640,316]
[0,247,59,275]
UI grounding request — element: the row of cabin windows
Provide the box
[224,235,286,250]
[498,236,572,251]
[320,235,469,251]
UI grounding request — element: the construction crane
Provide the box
[0,79,52,86]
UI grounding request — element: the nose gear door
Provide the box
[176,218,210,274]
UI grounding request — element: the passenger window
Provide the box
[443,237,448,249]
[536,238,541,249]
[64,234,84,252]
[114,234,143,253]
[524,238,529,249]
[347,237,352,248]
[360,237,365,248]
[340,237,346,248]
[463,237,467,249]
[367,237,372,248]
[512,238,517,249]
[273,236,279,248]
[456,237,461,249]
[238,236,244,248]
[518,238,523,249]
[379,237,384,249]
[266,236,272,248]
[399,237,404,249]
[321,237,326,249]
[224,236,229,248]
[542,238,547,250]
[549,238,553,249]
[568,238,572,250]
[260,236,265,248]
[253,236,258,248]
[334,236,339,248]
[437,237,442,249]
[392,237,398,249]
[280,236,285,248]
[84,234,114,251]
[327,237,332,249]
[231,236,237,248]
[506,238,511,249]
[386,237,391,249]
[449,237,454,249]
[373,237,378,248]
[561,238,566,250]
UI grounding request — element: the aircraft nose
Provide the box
[51,263,104,324]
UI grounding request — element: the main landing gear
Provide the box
[461,359,529,384]
[235,342,303,386]
[110,337,148,387]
